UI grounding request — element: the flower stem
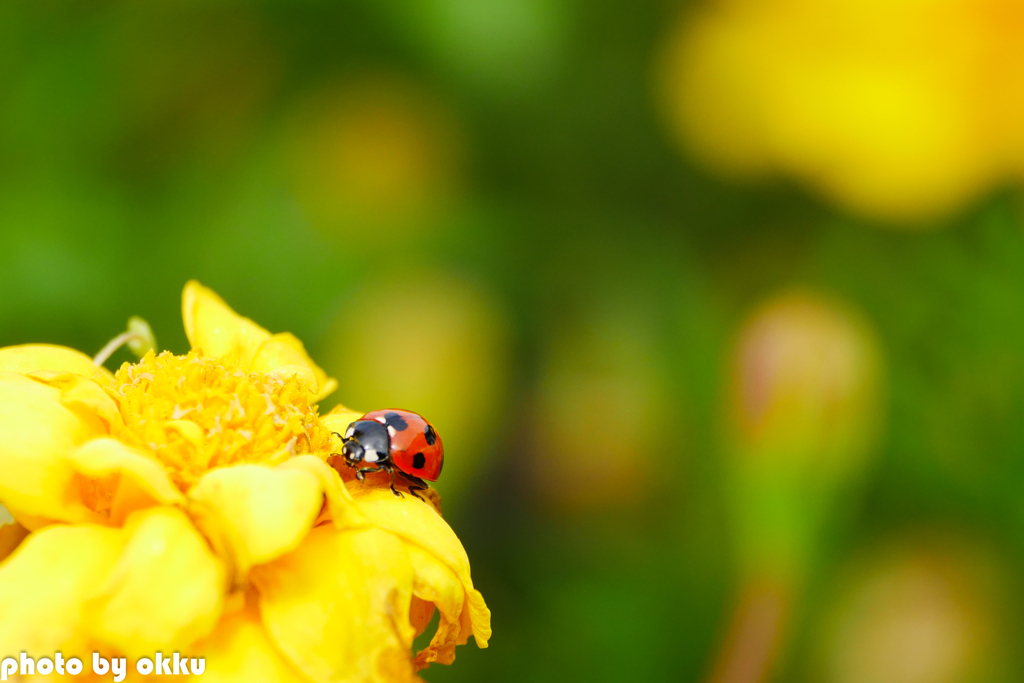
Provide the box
[93,332,147,367]
[705,579,791,683]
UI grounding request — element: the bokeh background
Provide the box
[4,1,1024,681]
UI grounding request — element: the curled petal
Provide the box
[0,373,101,527]
[0,344,113,385]
[277,455,365,528]
[409,596,436,638]
[0,524,123,659]
[193,606,308,683]
[407,545,465,667]
[350,485,491,648]
[66,438,184,524]
[458,588,490,647]
[182,281,271,366]
[253,526,418,683]
[251,333,338,402]
[83,507,226,658]
[188,464,322,581]
[29,371,123,432]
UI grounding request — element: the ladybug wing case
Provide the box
[391,427,443,481]
[363,409,445,482]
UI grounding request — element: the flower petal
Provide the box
[0,521,27,564]
[0,373,101,527]
[252,526,418,683]
[0,344,113,384]
[0,524,123,659]
[409,596,436,638]
[193,605,308,683]
[66,438,184,524]
[350,485,491,648]
[251,333,338,402]
[188,464,322,581]
[320,405,365,436]
[29,371,123,432]
[277,455,365,528]
[182,281,271,366]
[407,544,465,667]
[83,506,226,658]
[0,506,25,564]
[0,501,27,565]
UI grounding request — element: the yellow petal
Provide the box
[277,455,365,528]
[66,438,184,524]
[182,281,271,366]
[0,521,28,564]
[251,333,338,402]
[407,544,465,667]
[29,371,123,432]
[0,524,123,659]
[188,464,322,581]
[409,596,436,638]
[193,605,308,683]
[83,506,225,658]
[252,526,418,683]
[0,344,113,384]
[0,373,100,526]
[460,588,490,646]
[165,419,205,448]
[351,485,491,648]
[320,404,366,436]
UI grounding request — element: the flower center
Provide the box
[112,350,332,491]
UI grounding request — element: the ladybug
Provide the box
[334,409,443,499]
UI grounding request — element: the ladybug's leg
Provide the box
[356,463,384,481]
[404,475,429,502]
[387,466,404,499]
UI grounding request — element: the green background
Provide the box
[3,2,1024,681]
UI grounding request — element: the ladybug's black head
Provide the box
[341,420,391,467]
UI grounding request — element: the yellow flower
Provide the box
[658,0,1024,223]
[0,281,490,682]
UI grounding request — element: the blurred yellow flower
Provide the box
[0,281,490,682]
[658,0,1024,223]
[285,73,464,240]
[531,301,671,512]
[811,536,1008,683]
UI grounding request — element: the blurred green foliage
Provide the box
[4,2,1024,682]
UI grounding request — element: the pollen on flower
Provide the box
[112,350,333,491]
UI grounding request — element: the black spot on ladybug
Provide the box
[412,452,426,469]
[384,412,408,431]
[424,425,436,446]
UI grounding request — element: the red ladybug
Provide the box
[335,409,443,499]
